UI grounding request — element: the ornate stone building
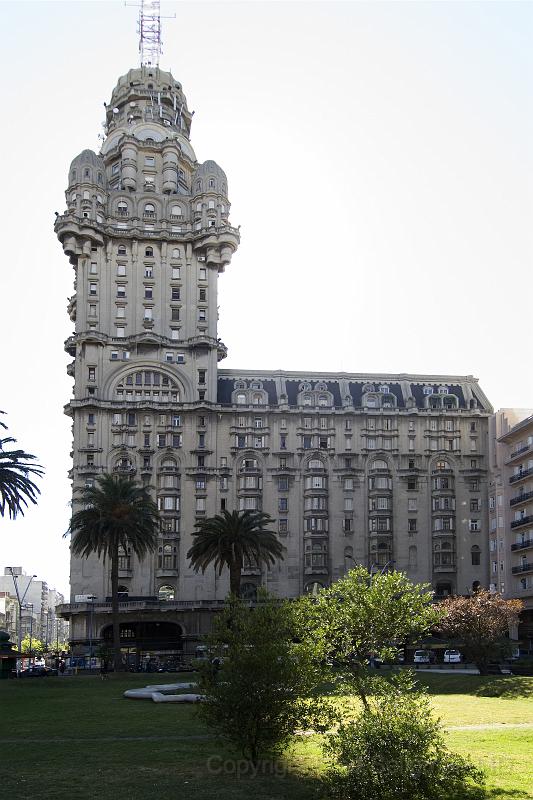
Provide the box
[56,66,493,663]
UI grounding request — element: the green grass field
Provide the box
[1,672,532,800]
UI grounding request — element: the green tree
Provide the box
[66,474,159,672]
[325,671,484,800]
[0,412,44,520]
[20,636,44,657]
[198,593,334,764]
[304,566,441,707]
[438,590,523,674]
[187,510,283,597]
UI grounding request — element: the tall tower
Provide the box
[56,66,239,642]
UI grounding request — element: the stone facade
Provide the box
[488,410,533,653]
[55,66,493,661]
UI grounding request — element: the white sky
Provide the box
[0,0,531,595]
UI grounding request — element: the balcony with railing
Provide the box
[511,539,533,552]
[512,563,533,575]
[510,490,533,507]
[511,515,533,530]
[510,467,533,484]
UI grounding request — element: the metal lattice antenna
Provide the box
[138,0,162,66]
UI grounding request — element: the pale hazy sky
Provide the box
[0,0,531,595]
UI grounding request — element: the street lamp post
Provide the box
[7,568,37,676]
[87,595,97,671]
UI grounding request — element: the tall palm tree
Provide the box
[187,510,283,598]
[0,413,44,520]
[66,474,159,672]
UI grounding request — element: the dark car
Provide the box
[19,666,52,678]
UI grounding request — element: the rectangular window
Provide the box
[199,288,207,302]
[220,476,228,491]
[115,305,125,318]
[343,477,353,490]
[116,263,126,276]
[158,434,166,448]
[172,266,181,280]
[88,367,96,381]
[237,435,246,448]
[89,283,97,296]
[344,497,353,511]
[199,267,207,280]
[144,156,155,167]
[144,267,153,278]
[280,434,287,449]
[116,284,126,298]
[198,370,206,385]
[470,499,480,511]
[144,286,153,299]
[279,519,288,534]
[303,435,312,449]
[172,434,182,448]
[171,288,180,301]
[367,438,376,450]
[198,309,206,322]
[172,415,181,427]
[469,519,480,532]
[408,519,417,532]
[304,417,312,429]
[90,262,98,274]
[278,477,289,491]
[408,498,417,511]
[143,307,153,321]
[279,498,288,512]
[198,433,205,448]
[345,436,352,450]
[171,308,180,321]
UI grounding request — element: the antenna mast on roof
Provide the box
[138,0,162,66]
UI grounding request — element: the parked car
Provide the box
[19,665,52,678]
[413,650,432,664]
[443,649,462,664]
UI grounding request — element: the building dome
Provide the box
[193,160,228,195]
[68,150,106,187]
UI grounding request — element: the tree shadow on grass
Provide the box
[473,677,533,700]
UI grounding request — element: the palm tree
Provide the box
[66,474,159,672]
[187,510,283,598]
[0,413,44,520]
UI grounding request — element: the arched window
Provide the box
[304,581,324,595]
[307,459,325,470]
[435,460,450,471]
[144,203,155,216]
[115,370,180,403]
[318,395,329,407]
[117,585,129,597]
[236,393,246,405]
[158,543,177,570]
[370,459,388,470]
[171,204,182,217]
[252,393,263,405]
[158,585,175,601]
[365,395,378,408]
[118,245,127,256]
[196,202,202,212]
[196,179,201,190]
[471,545,481,566]
[145,246,154,258]
[117,201,128,216]
[303,394,312,406]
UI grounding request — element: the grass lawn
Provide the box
[1,672,532,800]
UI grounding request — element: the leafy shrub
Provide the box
[324,673,484,800]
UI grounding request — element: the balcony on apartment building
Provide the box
[511,515,533,530]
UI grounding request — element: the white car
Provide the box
[444,649,462,664]
[413,650,431,664]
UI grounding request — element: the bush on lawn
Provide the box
[324,672,485,800]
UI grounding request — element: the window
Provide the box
[279,498,288,512]
[198,309,206,322]
[89,283,97,296]
[408,498,417,511]
[116,284,126,298]
[198,370,206,385]
[303,435,312,449]
[278,477,289,491]
[171,308,180,321]
[172,266,181,280]
[88,367,96,381]
[199,267,207,280]
[469,519,480,532]
[343,477,353,490]
[280,435,287,449]
[90,262,98,274]
[158,434,166,448]
[117,263,126,276]
[471,545,481,566]
[171,288,180,301]
[199,288,207,302]
[408,519,417,532]
[470,498,480,511]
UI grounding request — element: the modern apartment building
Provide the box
[489,410,533,653]
[0,569,68,648]
[55,65,493,663]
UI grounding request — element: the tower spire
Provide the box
[138,0,162,67]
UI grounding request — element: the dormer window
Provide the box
[423,386,434,395]
[380,385,389,394]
